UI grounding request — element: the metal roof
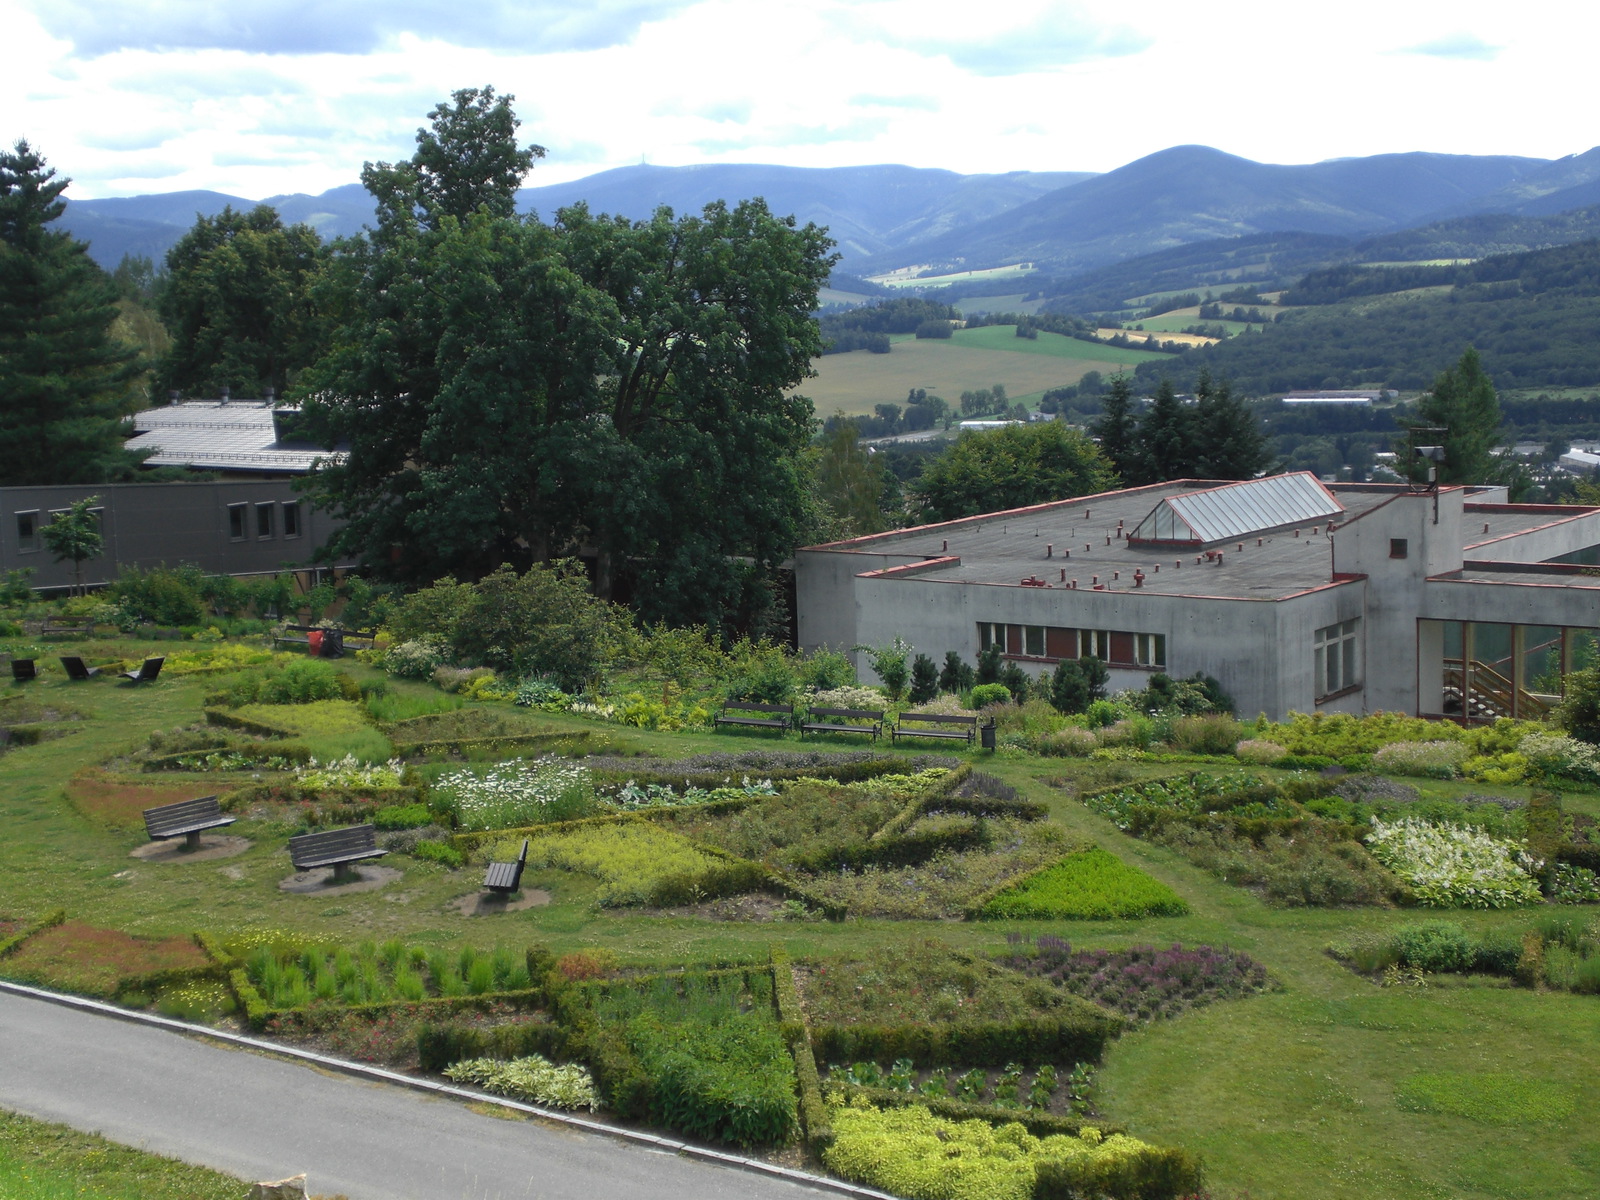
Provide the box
[1128,472,1344,545]
[126,402,343,473]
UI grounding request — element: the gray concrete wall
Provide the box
[1466,506,1600,564]
[1,481,347,590]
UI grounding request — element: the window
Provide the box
[1023,625,1045,657]
[978,622,1005,651]
[1082,629,1110,661]
[228,503,247,540]
[1133,633,1166,669]
[255,502,275,539]
[1390,538,1408,559]
[1314,619,1360,698]
[15,511,39,553]
[282,502,301,538]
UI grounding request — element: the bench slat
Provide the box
[145,796,233,840]
[289,824,384,870]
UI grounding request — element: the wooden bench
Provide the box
[892,712,978,745]
[143,795,234,851]
[483,839,530,895]
[801,706,884,740]
[119,657,165,684]
[288,824,387,884]
[41,616,94,638]
[714,700,794,733]
[10,658,37,683]
[272,625,377,656]
[60,655,100,681]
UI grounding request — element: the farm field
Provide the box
[0,639,1598,1200]
[804,327,1163,416]
[866,263,1039,289]
[1129,307,1255,336]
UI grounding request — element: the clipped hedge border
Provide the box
[204,706,298,739]
[233,982,548,1032]
[1124,808,1367,845]
[588,756,951,792]
[142,742,316,771]
[415,1020,569,1072]
[217,782,424,816]
[394,731,594,758]
[0,908,66,961]
[770,945,832,1147]
[811,1008,1123,1071]
[781,815,989,875]
[869,763,975,841]
[1,724,81,747]
[823,1082,1119,1140]
[1034,1143,1204,1200]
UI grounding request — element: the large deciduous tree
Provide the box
[302,88,835,632]
[0,141,142,486]
[913,421,1116,522]
[156,205,327,398]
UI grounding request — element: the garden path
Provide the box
[0,986,847,1200]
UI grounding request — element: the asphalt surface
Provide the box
[0,987,848,1200]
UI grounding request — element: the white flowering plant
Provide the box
[1519,733,1600,786]
[434,756,596,830]
[1366,817,1542,908]
[610,776,777,809]
[295,755,406,790]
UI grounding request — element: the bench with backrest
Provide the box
[892,712,978,745]
[10,658,37,683]
[119,657,165,684]
[41,616,94,638]
[801,706,885,740]
[60,655,100,681]
[483,839,530,896]
[714,700,794,733]
[272,625,377,656]
[288,824,386,884]
[143,795,234,851]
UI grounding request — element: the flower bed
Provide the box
[435,756,596,829]
[521,822,763,907]
[827,1059,1093,1119]
[445,1054,601,1111]
[1000,936,1270,1022]
[294,754,406,789]
[242,938,534,1008]
[977,848,1189,920]
[1365,818,1542,908]
[0,922,212,998]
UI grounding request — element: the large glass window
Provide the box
[255,502,275,539]
[228,503,247,540]
[1314,619,1360,698]
[978,623,1159,666]
[15,510,39,553]
[282,502,301,538]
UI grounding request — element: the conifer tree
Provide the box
[1406,347,1503,485]
[1192,368,1268,480]
[1139,378,1192,483]
[1091,372,1138,483]
[0,141,141,486]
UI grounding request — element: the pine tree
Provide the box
[908,653,939,704]
[939,651,974,694]
[1049,659,1089,714]
[1407,347,1503,485]
[1091,372,1138,484]
[0,141,141,486]
[1139,378,1192,483]
[1192,369,1268,480]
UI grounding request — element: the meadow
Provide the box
[804,326,1163,416]
[0,640,1597,1199]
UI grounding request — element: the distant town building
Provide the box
[1560,447,1600,473]
[1280,391,1381,405]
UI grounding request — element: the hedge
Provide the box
[824,1083,1117,1140]
[810,1007,1122,1070]
[217,782,424,818]
[142,742,315,771]
[780,815,989,874]
[393,732,593,759]
[588,756,939,791]
[203,706,297,738]
[417,1020,569,1072]
[0,908,66,960]
[1033,1143,1204,1200]
[771,945,832,1147]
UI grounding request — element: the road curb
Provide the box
[0,978,894,1200]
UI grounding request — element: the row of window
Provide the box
[14,501,302,551]
[1314,619,1360,699]
[229,501,302,541]
[978,622,1167,669]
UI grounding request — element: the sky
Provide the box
[4,0,1597,200]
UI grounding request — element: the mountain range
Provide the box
[59,144,1600,286]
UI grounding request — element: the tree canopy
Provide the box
[0,141,143,486]
[1403,346,1503,485]
[156,205,326,398]
[913,421,1117,522]
[302,88,836,634]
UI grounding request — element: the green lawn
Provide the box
[944,325,1164,364]
[2,648,1598,1199]
[0,1110,243,1200]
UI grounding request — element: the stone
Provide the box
[248,1174,307,1200]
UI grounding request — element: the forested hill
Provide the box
[1128,239,1600,395]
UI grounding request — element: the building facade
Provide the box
[796,473,1600,721]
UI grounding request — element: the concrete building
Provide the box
[2,480,350,591]
[125,400,344,478]
[796,472,1600,721]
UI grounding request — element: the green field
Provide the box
[803,327,1164,416]
[1130,311,1254,336]
[3,648,1599,1200]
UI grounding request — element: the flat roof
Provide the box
[127,402,343,473]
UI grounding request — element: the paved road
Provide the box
[0,988,846,1200]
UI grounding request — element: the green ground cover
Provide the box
[0,1110,244,1200]
[1,643,1598,1198]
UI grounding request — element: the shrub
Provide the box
[222,659,355,706]
[1038,728,1097,757]
[106,564,207,626]
[970,683,1011,709]
[1520,733,1600,786]
[523,822,757,907]
[513,677,570,710]
[1168,714,1242,756]
[1392,921,1474,972]
[1235,739,1287,764]
[444,1054,600,1111]
[806,684,889,712]
[435,757,596,830]
[799,647,856,691]
[384,637,450,680]
[1366,818,1542,908]
[1371,740,1468,779]
[411,839,464,868]
[979,848,1189,920]
[1002,936,1269,1023]
[295,755,405,790]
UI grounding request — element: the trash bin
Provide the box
[980,719,997,752]
[306,630,323,656]
[323,629,345,659]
